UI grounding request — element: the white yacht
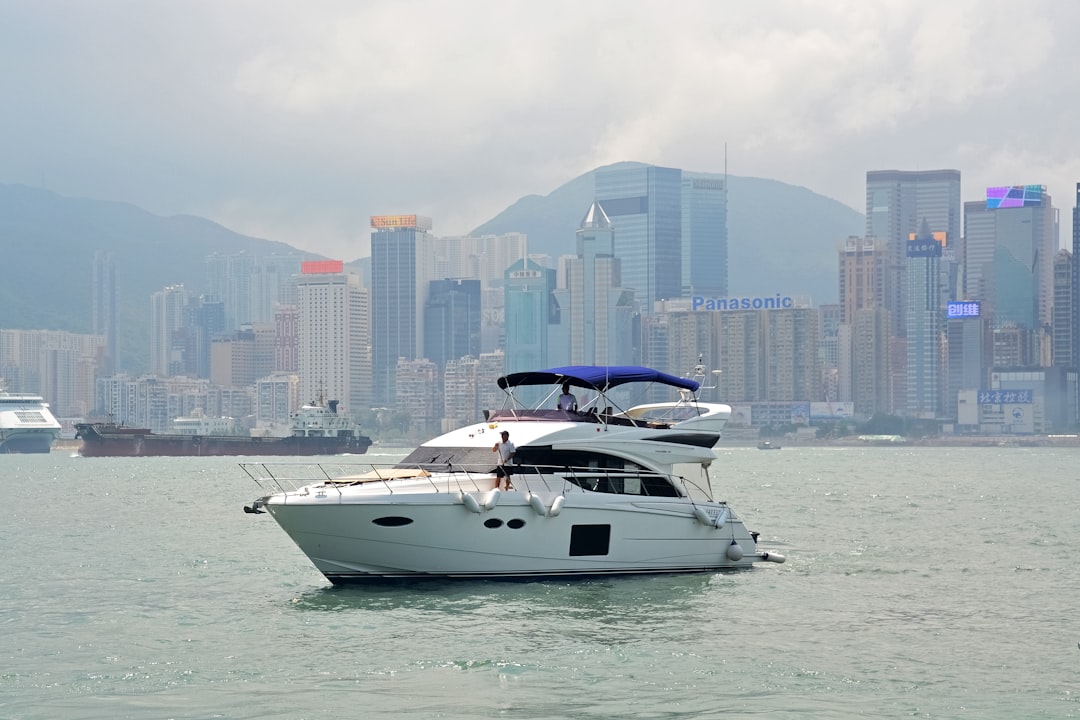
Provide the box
[243,366,785,583]
[0,392,62,454]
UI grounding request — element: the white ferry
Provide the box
[0,392,62,454]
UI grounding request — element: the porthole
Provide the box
[372,516,413,527]
[507,518,525,529]
[484,518,503,528]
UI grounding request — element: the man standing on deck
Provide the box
[492,430,515,490]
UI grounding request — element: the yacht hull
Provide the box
[263,491,760,582]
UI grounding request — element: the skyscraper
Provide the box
[964,184,1058,366]
[370,215,435,406]
[1071,183,1080,374]
[866,169,962,339]
[905,221,945,417]
[424,279,481,370]
[595,164,682,310]
[91,250,118,374]
[681,172,728,297]
[503,257,556,377]
[1052,249,1073,369]
[560,202,635,366]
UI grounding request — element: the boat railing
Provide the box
[240,461,714,501]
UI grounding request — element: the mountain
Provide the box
[0,184,316,370]
[471,161,864,303]
[1,166,863,372]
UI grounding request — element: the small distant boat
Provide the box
[757,441,781,450]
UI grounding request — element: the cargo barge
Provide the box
[75,399,370,457]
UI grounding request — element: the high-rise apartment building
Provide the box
[851,306,892,415]
[836,237,891,415]
[205,252,254,332]
[713,306,820,404]
[252,254,304,323]
[435,233,527,290]
[295,261,370,416]
[681,173,728,297]
[210,324,274,388]
[255,373,299,428]
[0,329,104,416]
[91,250,118,375]
[641,300,716,396]
[595,164,682,310]
[395,358,439,439]
[371,215,435,406]
[187,296,225,379]
[866,169,962,339]
[149,284,189,377]
[274,304,298,373]
[838,236,887,325]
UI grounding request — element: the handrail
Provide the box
[241,461,713,501]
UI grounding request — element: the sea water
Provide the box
[1,446,1078,719]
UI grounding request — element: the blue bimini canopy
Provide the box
[497,365,700,393]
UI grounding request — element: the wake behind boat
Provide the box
[243,365,785,583]
[76,398,371,457]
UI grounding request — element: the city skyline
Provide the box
[2,3,1079,261]
[4,155,1078,436]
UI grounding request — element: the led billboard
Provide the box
[946,301,981,319]
[986,185,1044,209]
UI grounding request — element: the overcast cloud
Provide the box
[2,0,1078,259]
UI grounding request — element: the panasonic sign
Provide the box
[692,294,796,311]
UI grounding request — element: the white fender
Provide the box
[713,508,729,529]
[455,490,465,505]
[760,551,786,563]
[725,540,744,561]
[462,493,482,514]
[482,488,501,510]
[548,495,565,517]
[693,507,712,526]
[528,493,549,517]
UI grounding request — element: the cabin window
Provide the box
[569,524,610,556]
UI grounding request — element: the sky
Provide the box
[3,0,1079,260]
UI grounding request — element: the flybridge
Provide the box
[692,294,796,311]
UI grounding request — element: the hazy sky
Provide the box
[3,1,1079,260]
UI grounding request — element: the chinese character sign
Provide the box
[946,301,981,319]
[978,389,1033,405]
